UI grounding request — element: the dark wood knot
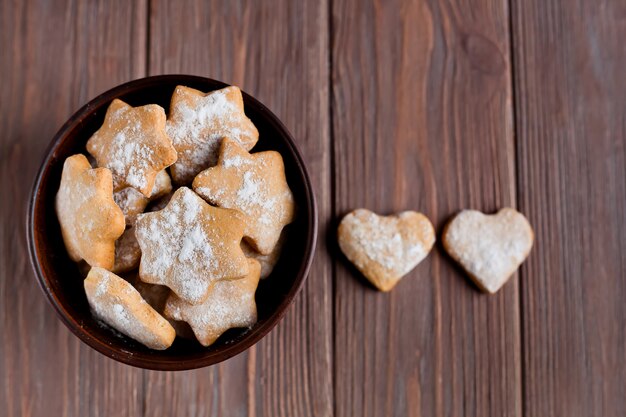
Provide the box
[461,33,506,75]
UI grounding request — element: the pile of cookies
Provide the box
[56,85,295,350]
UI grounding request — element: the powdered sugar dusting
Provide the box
[95,271,110,297]
[339,210,435,278]
[444,209,533,293]
[165,260,259,346]
[100,116,157,191]
[112,303,130,326]
[236,171,263,206]
[135,187,247,304]
[87,101,175,195]
[182,189,201,223]
[223,155,249,168]
[348,214,405,271]
[167,88,241,148]
[84,267,175,350]
[178,226,213,262]
[166,86,258,183]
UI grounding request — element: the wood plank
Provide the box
[331,0,520,415]
[147,1,333,416]
[511,1,626,415]
[0,1,147,416]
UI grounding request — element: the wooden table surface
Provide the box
[1,0,624,416]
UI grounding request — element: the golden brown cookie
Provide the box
[193,138,295,255]
[166,85,258,184]
[112,226,141,274]
[84,267,175,350]
[149,170,172,199]
[338,209,436,292]
[86,99,177,196]
[114,171,171,225]
[241,229,287,279]
[442,208,534,294]
[114,187,149,225]
[164,258,260,347]
[134,187,249,304]
[55,154,125,269]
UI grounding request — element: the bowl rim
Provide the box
[26,74,318,370]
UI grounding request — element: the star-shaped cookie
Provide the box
[192,138,295,255]
[55,154,125,269]
[134,187,249,304]
[166,85,259,185]
[164,258,260,346]
[86,99,177,196]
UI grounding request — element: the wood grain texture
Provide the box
[331,0,520,415]
[147,1,333,416]
[0,1,146,416]
[511,1,626,416]
[3,0,626,415]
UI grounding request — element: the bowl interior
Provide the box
[28,75,316,370]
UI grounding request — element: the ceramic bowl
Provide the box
[26,75,317,370]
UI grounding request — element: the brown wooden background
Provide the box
[1,0,624,416]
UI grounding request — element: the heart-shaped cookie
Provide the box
[442,208,534,294]
[337,209,436,291]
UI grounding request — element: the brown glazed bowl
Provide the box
[26,75,317,370]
